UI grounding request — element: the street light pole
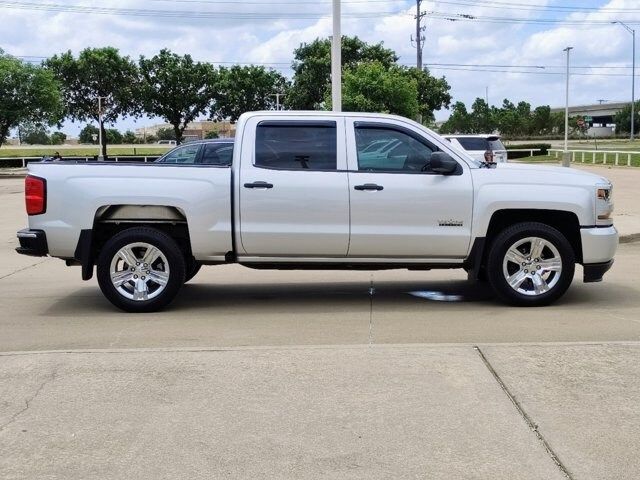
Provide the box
[563,46,573,167]
[613,21,636,141]
[97,96,106,161]
[331,0,342,112]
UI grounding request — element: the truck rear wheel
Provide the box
[96,227,186,312]
[487,222,575,306]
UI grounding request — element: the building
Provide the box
[135,120,236,141]
[550,101,628,137]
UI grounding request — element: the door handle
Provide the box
[354,183,384,191]
[244,181,274,189]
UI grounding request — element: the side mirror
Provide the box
[430,152,459,175]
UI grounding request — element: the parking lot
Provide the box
[2,167,640,479]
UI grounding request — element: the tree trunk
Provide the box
[0,124,10,148]
[173,123,183,145]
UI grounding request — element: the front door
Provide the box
[346,119,473,259]
[239,118,350,257]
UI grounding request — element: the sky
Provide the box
[1,0,639,136]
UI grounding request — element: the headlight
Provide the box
[596,185,613,222]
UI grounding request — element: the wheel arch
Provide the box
[74,204,193,281]
[467,209,583,280]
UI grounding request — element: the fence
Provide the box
[0,156,159,168]
[549,149,639,167]
[506,148,542,158]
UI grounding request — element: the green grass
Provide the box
[0,146,170,158]
[513,152,640,167]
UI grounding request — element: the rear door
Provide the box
[238,116,350,257]
[346,118,473,259]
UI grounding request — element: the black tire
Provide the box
[487,222,575,306]
[96,227,186,313]
[185,259,202,283]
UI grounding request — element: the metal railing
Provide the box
[0,156,158,168]
[549,149,639,166]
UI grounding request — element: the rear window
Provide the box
[456,137,505,151]
[255,121,337,171]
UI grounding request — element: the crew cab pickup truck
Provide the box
[16,111,618,312]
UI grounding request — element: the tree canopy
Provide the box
[46,47,140,155]
[0,51,62,147]
[287,36,398,110]
[215,65,289,122]
[138,49,217,144]
[334,62,419,118]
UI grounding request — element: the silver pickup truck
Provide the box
[17,111,617,312]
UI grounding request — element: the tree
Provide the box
[531,105,552,136]
[439,102,472,134]
[122,130,137,144]
[79,124,99,144]
[216,65,289,122]
[614,101,640,134]
[22,125,51,145]
[0,51,62,147]
[156,127,177,141]
[332,62,419,118]
[469,98,495,133]
[46,47,140,157]
[106,128,123,144]
[205,130,219,139]
[50,131,67,145]
[288,36,398,110]
[138,49,216,144]
[402,68,452,123]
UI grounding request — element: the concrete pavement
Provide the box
[2,174,640,479]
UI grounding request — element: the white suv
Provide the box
[444,135,508,163]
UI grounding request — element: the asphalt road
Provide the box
[2,173,640,480]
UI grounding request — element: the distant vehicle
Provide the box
[157,140,177,145]
[155,139,234,165]
[444,135,508,163]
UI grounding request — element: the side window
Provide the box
[158,144,200,164]
[355,126,438,173]
[200,143,233,166]
[255,122,337,171]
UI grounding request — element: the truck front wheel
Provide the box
[96,227,186,312]
[487,222,575,306]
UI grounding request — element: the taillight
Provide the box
[25,175,46,215]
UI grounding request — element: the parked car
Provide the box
[157,140,177,146]
[444,134,508,163]
[155,139,234,166]
[17,111,617,312]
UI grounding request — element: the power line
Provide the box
[438,0,640,14]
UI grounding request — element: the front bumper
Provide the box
[580,226,617,282]
[16,229,48,257]
[583,260,614,283]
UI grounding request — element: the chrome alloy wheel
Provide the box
[109,242,170,301]
[502,236,562,296]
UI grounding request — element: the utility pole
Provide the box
[485,86,489,105]
[270,93,285,111]
[412,0,426,70]
[97,96,107,161]
[331,0,342,112]
[613,21,635,141]
[563,47,573,168]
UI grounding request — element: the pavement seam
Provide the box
[474,346,574,480]
[0,369,57,434]
[0,258,49,281]
[368,274,374,345]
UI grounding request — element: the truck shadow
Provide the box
[44,277,634,316]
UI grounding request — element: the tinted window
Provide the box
[255,122,337,170]
[355,126,438,173]
[456,137,506,151]
[157,144,200,164]
[201,143,233,166]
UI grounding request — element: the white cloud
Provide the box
[1,0,638,132]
